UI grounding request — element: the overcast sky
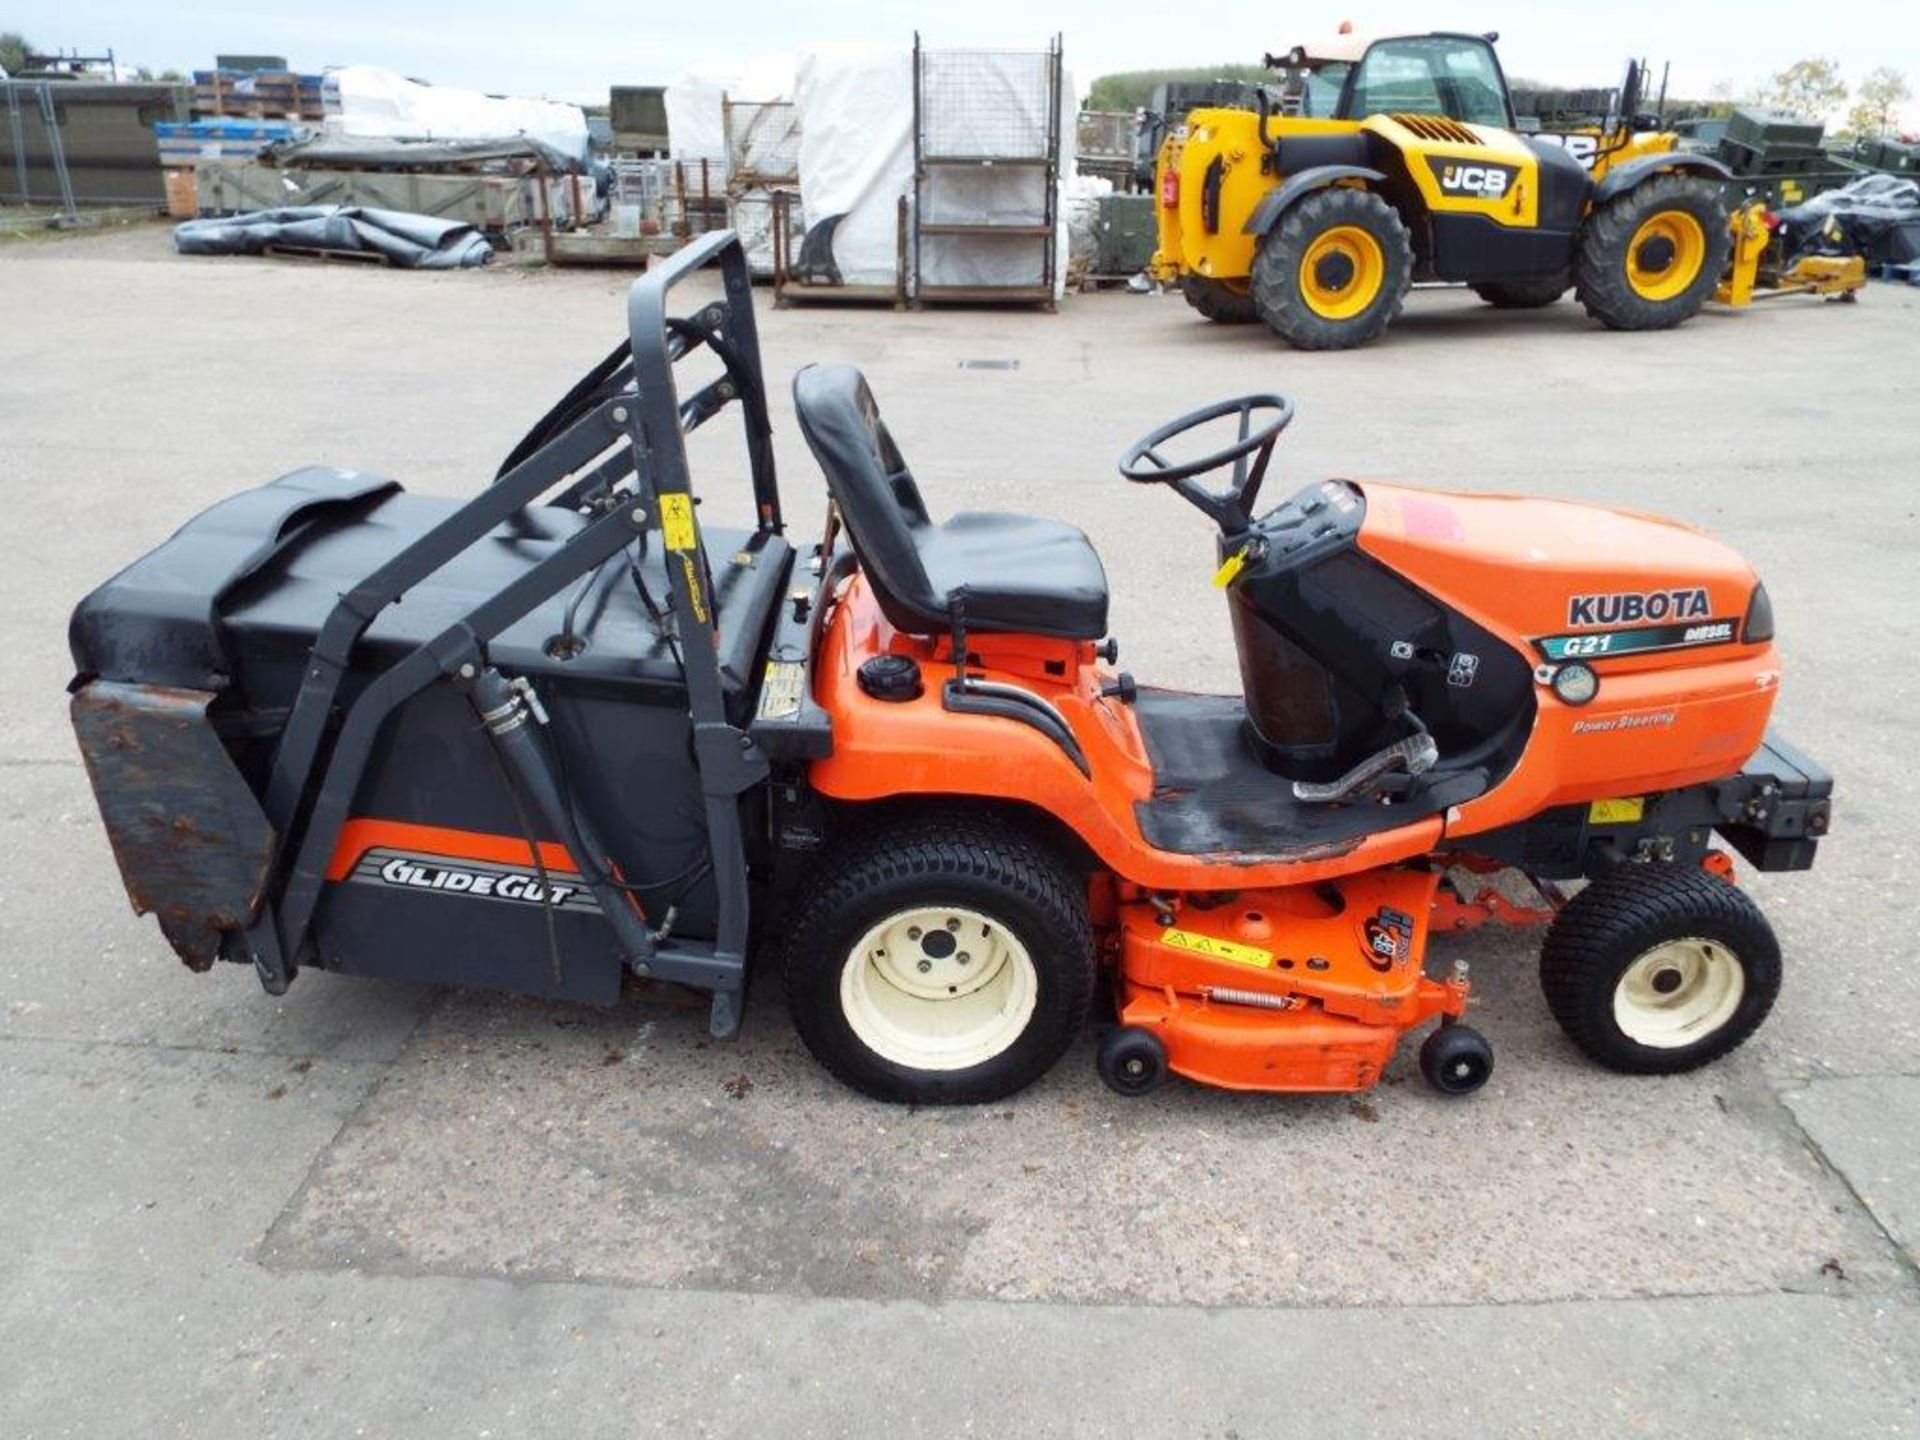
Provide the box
[14,1,1920,121]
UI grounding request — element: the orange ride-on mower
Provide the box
[68,234,1831,1105]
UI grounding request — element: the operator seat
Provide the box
[792,363,1110,641]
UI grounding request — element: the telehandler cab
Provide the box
[1151,30,1865,348]
[69,234,1831,1104]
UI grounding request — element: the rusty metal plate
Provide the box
[70,681,276,970]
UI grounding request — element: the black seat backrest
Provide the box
[792,363,948,634]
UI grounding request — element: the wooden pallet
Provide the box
[260,243,393,266]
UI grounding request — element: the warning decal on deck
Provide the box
[659,492,698,551]
[1588,796,1646,824]
[1159,926,1274,968]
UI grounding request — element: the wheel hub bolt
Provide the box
[946,918,961,931]
[917,959,932,974]
[907,927,922,940]
[957,951,971,964]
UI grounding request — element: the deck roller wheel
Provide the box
[1097,1026,1169,1097]
[1419,1022,1494,1096]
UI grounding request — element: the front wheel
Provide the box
[781,817,1095,1104]
[1471,272,1571,308]
[1251,187,1412,350]
[1573,174,1731,330]
[1540,863,1781,1074]
[1179,275,1257,323]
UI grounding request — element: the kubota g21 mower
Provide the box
[68,234,1831,1103]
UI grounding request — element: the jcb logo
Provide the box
[1437,162,1512,197]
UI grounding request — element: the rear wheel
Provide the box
[781,817,1095,1104]
[1574,174,1731,330]
[1540,863,1780,1074]
[1471,272,1571,308]
[1251,187,1412,350]
[1179,275,1257,323]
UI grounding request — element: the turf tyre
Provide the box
[782,817,1095,1104]
[1540,863,1780,1075]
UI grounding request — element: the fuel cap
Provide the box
[858,654,924,702]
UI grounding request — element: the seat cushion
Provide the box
[793,363,1111,641]
[918,512,1110,640]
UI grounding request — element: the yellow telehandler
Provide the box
[1149,31,1865,349]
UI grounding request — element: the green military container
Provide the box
[1092,192,1156,276]
[1854,137,1920,174]
[1718,107,1830,177]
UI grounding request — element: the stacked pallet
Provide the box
[155,119,297,166]
[192,69,326,122]
[155,118,299,218]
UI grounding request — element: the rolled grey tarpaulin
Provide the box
[173,205,495,269]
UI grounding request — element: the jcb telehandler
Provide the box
[1150,30,1865,349]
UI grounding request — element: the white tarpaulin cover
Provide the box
[793,42,1076,295]
[792,42,915,288]
[326,66,590,168]
[663,53,797,178]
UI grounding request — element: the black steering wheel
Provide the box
[1118,393,1294,534]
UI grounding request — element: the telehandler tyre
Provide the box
[1573,174,1731,330]
[1180,276,1258,323]
[1540,862,1780,1075]
[1251,187,1412,350]
[1471,272,1571,308]
[781,817,1096,1104]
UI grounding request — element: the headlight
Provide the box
[1551,662,1599,706]
[1743,582,1774,644]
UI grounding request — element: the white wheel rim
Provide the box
[1612,937,1744,1049]
[839,905,1038,1072]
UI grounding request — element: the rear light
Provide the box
[1160,169,1179,209]
[1759,208,1779,230]
[1743,582,1775,644]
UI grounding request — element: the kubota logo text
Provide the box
[1567,588,1711,628]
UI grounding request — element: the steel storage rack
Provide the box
[723,97,801,279]
[910,33,1063,309]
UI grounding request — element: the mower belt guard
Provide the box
[70,681,274,970]
[1115,870,1466,1092]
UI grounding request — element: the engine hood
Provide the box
[1352,481,1762,661]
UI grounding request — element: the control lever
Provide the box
[1292,732,1439,806]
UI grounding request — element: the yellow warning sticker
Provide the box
[1211,548,1250,589]
[1588,796,1645,825]
[1160,926,1274,968]
[659,492,698,552]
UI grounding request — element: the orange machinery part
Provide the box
[1111,868,1466,1092]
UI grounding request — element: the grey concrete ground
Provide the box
[3,225,1918,1435]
